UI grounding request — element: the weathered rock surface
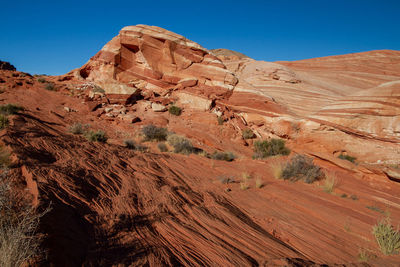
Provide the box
[76,25,238,103]
[0,60,16,71]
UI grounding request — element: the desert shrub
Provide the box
[255,177,263,189]
[338,153,356,163]
[0,104,23,115]
[92,85,105,93]
[281,154,323,183]
[0,147,11,168]
[253,138,290,159]
[270,161,284,179]
[323,173,336,193]
[242,128,255,139]
[168,105,182,116]
[0,115,9,129]
[68,122,88,135]
[123,139,136,149]
[217,116,224,125]
[217,175,235,184]
[240,176,250,190]
[85,130,108,143]
[167,134,193,154]
[0,179,48,267]
[44,83,56,91]
[211,151,236,162]
[142,125,167,141]
[372,217,400,255]
[37,77,46,83]
[157,143,168,152]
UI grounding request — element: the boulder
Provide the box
[151,103,167,112]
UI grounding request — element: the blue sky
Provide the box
[1,0,399,75]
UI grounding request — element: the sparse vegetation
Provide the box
[85,130,108,143]
[217,175,235,184]
[242,128,255,139]
[270,161,284,179]
[123,139,136,149]
[44,83,56,91]
[0,115,9,129]
[168,105,182,116]
[37,77,46,83]
[142,125,168,141]
[255,177,263,189]
[0,178,48,266]
[281,154,323,183]
[0,104,23,115]
[350,194,358,201]
[372,216,400,255]
[167,134,193,154]
[338,153,356,163]
[323,173,336,193]
[253,138,290,159]
[240,176,250,190]
[358,248,375,262]
[0,146,11,168]
[210,151,236,162]
[217,116,224,125]
[92,85,105,93]
[157,143,168,152]
[68,122,88,135]
[367,206,385,214]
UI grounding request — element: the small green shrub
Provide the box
[0,115,9,129]
[85,130,108,143]
[157,143,168,152]
[0,104,23,115]
[37,77,46,83]
[167,134,193,154]
[44,83,56,91]
[338,153,356,163]
[372,217,400,255]
[211,151,236,162]
[68,123,88,135]
[282,154,323,183]
[253,138,290,159]
[142,125,168,141]
[168,105,182,116]
[124,139,136,149]
[242,128,255,139]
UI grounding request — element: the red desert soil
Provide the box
[1,25,400,266]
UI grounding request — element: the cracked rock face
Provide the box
[77,25,238,101]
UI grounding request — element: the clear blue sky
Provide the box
[1,0,399,75]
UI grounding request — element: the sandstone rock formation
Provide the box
[76,25,238,105]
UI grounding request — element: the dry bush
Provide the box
[282,154,323,183]
[0,114,9,129]
[270,161,284,179]
[157,143,168,152]
[167,134,193,154]
[68,122,88,135]
[372,216,400,255]
[0,179,48,266]
[142,125,168,141]
[0,104,23,115]
[0,146,11,169]
[210,151,236,161]
[85,130,108,143]
[253,138,290,159]
[242,128,255,139]
[123,139,136,149]
[323,172,337,193]
[338,153,356,163]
